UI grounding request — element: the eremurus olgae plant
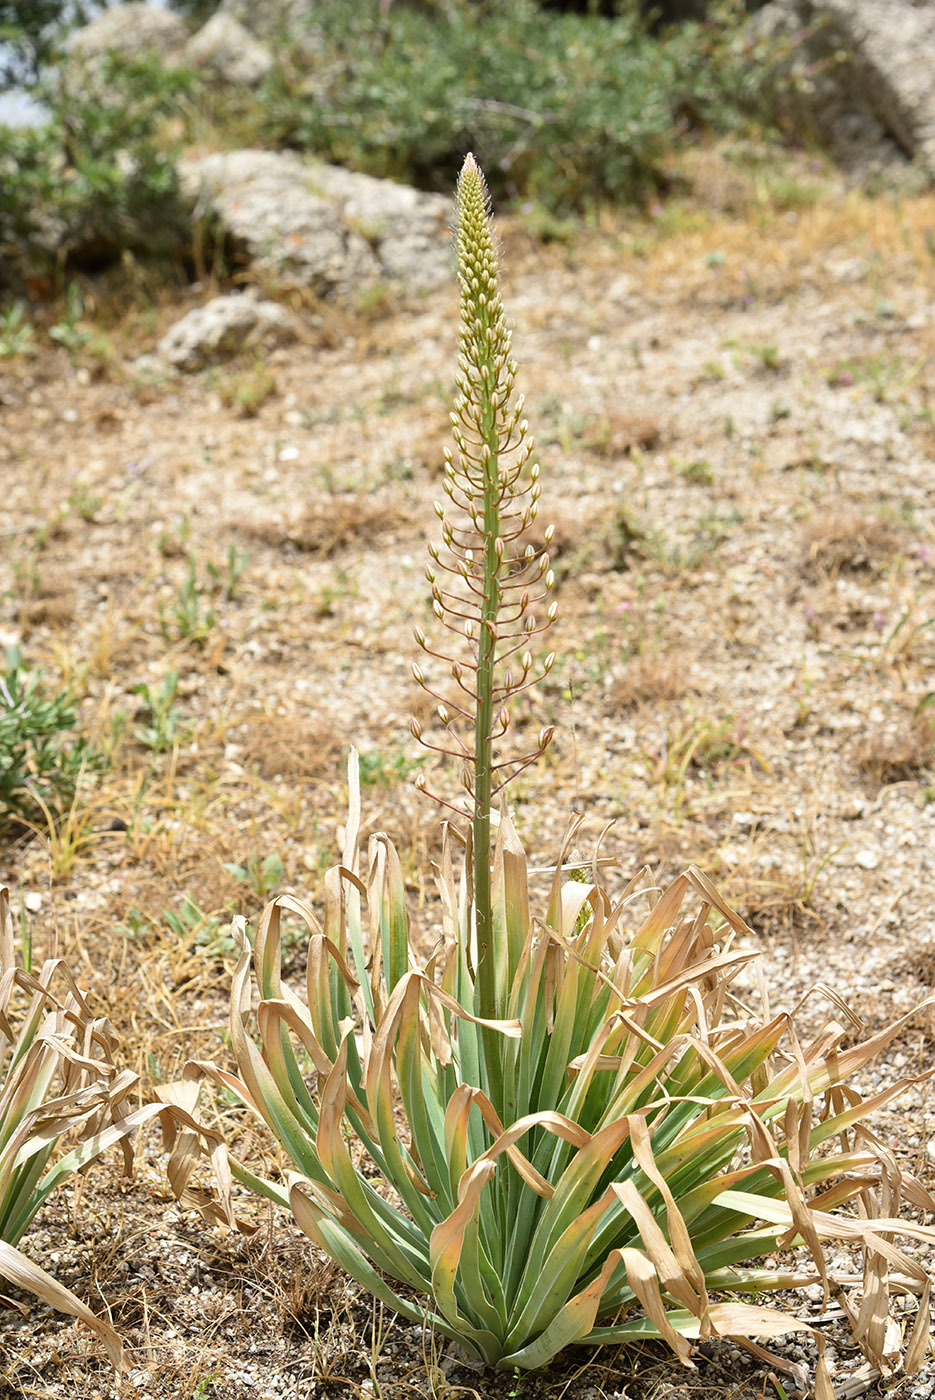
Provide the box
[165,157,935,1389]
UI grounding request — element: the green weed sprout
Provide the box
[164,158,935,1385]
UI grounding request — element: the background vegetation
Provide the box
[0,0,811,291]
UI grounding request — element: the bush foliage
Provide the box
[261,0,800,210]
[0,648,101,838]
[0,55,195,287]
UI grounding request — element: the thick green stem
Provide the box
[473,324,503,1112]
[417,153,552,1116]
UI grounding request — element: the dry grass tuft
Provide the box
[856,704,935,786]
[240,713,344,782]
[802,511,908,580]
[579,411,661,458]
[246,496,405,557]
[608,655,692,709]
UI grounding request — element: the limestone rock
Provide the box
[157,294,300,371]
[184,13,274,87]
[752,0,935,180]
[310,164,453,291]
[217,0,320,41]
[811,0,935,176]
[66,3,188,67]
[179,150,452,301]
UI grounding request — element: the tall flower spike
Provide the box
[410,154,556,1035]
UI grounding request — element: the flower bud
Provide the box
[411,662,425,684]
[409,716,422,739]
[437,704,450,724]
[415,772,427,791]
[547,601,558,622]
[538,725,554,749]
[414,627,426,648]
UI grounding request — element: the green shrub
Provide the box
[163,159,935,1387]
[0,54,197,287]
[260,0,803,210]
[0,648,102,838]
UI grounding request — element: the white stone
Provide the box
[157,295,300,371]
[185,13,273,87]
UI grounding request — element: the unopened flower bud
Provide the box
[409,717,422,739]
[543,652,555,673]
[538,725,555,750]
[437,704,450,724]
[522,650,532,672]
[415,772,427,791]
[414,627,426,647]
[544,524,555,545]
[411,662,425,684]
[499,707,510,730]
[434,501,445,519]
[547,601,558,622]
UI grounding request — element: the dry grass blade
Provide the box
[0,884,175,1370]
[0,1238,126,1371]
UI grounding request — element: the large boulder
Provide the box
[217,0,320,41]
[179,150,452,301]
[810,0,935,174]
[754,0,935,180]
[157,293,301,371]
[66,3,188,69]
[184,13,274,87]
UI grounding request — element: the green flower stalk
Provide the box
[411,154,556,1047]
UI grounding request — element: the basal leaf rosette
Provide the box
[163,758,935,1378]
